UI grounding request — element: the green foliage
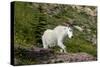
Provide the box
[65,36,97,57]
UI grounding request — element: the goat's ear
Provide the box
[62,23,69,27]
[63,22,68,25]
[69,24,73,27]
[66,24,70,27]
[69,23,78,27]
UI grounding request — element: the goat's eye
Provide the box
[64,28,66,30]
[70,30,72,32]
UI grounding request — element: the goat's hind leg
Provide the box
[42,36,48,49]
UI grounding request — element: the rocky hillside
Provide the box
[14,47,96,65]
[13,1,97,65]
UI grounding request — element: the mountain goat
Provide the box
[42,25,73,53]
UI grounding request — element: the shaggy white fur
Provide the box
[42,25,73,53]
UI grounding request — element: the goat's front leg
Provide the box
[58,39,67,53]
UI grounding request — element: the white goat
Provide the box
[42,25,73,53]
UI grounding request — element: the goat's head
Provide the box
[67,26,73,38]
[63,20,84,38]
[63,21,74,38]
